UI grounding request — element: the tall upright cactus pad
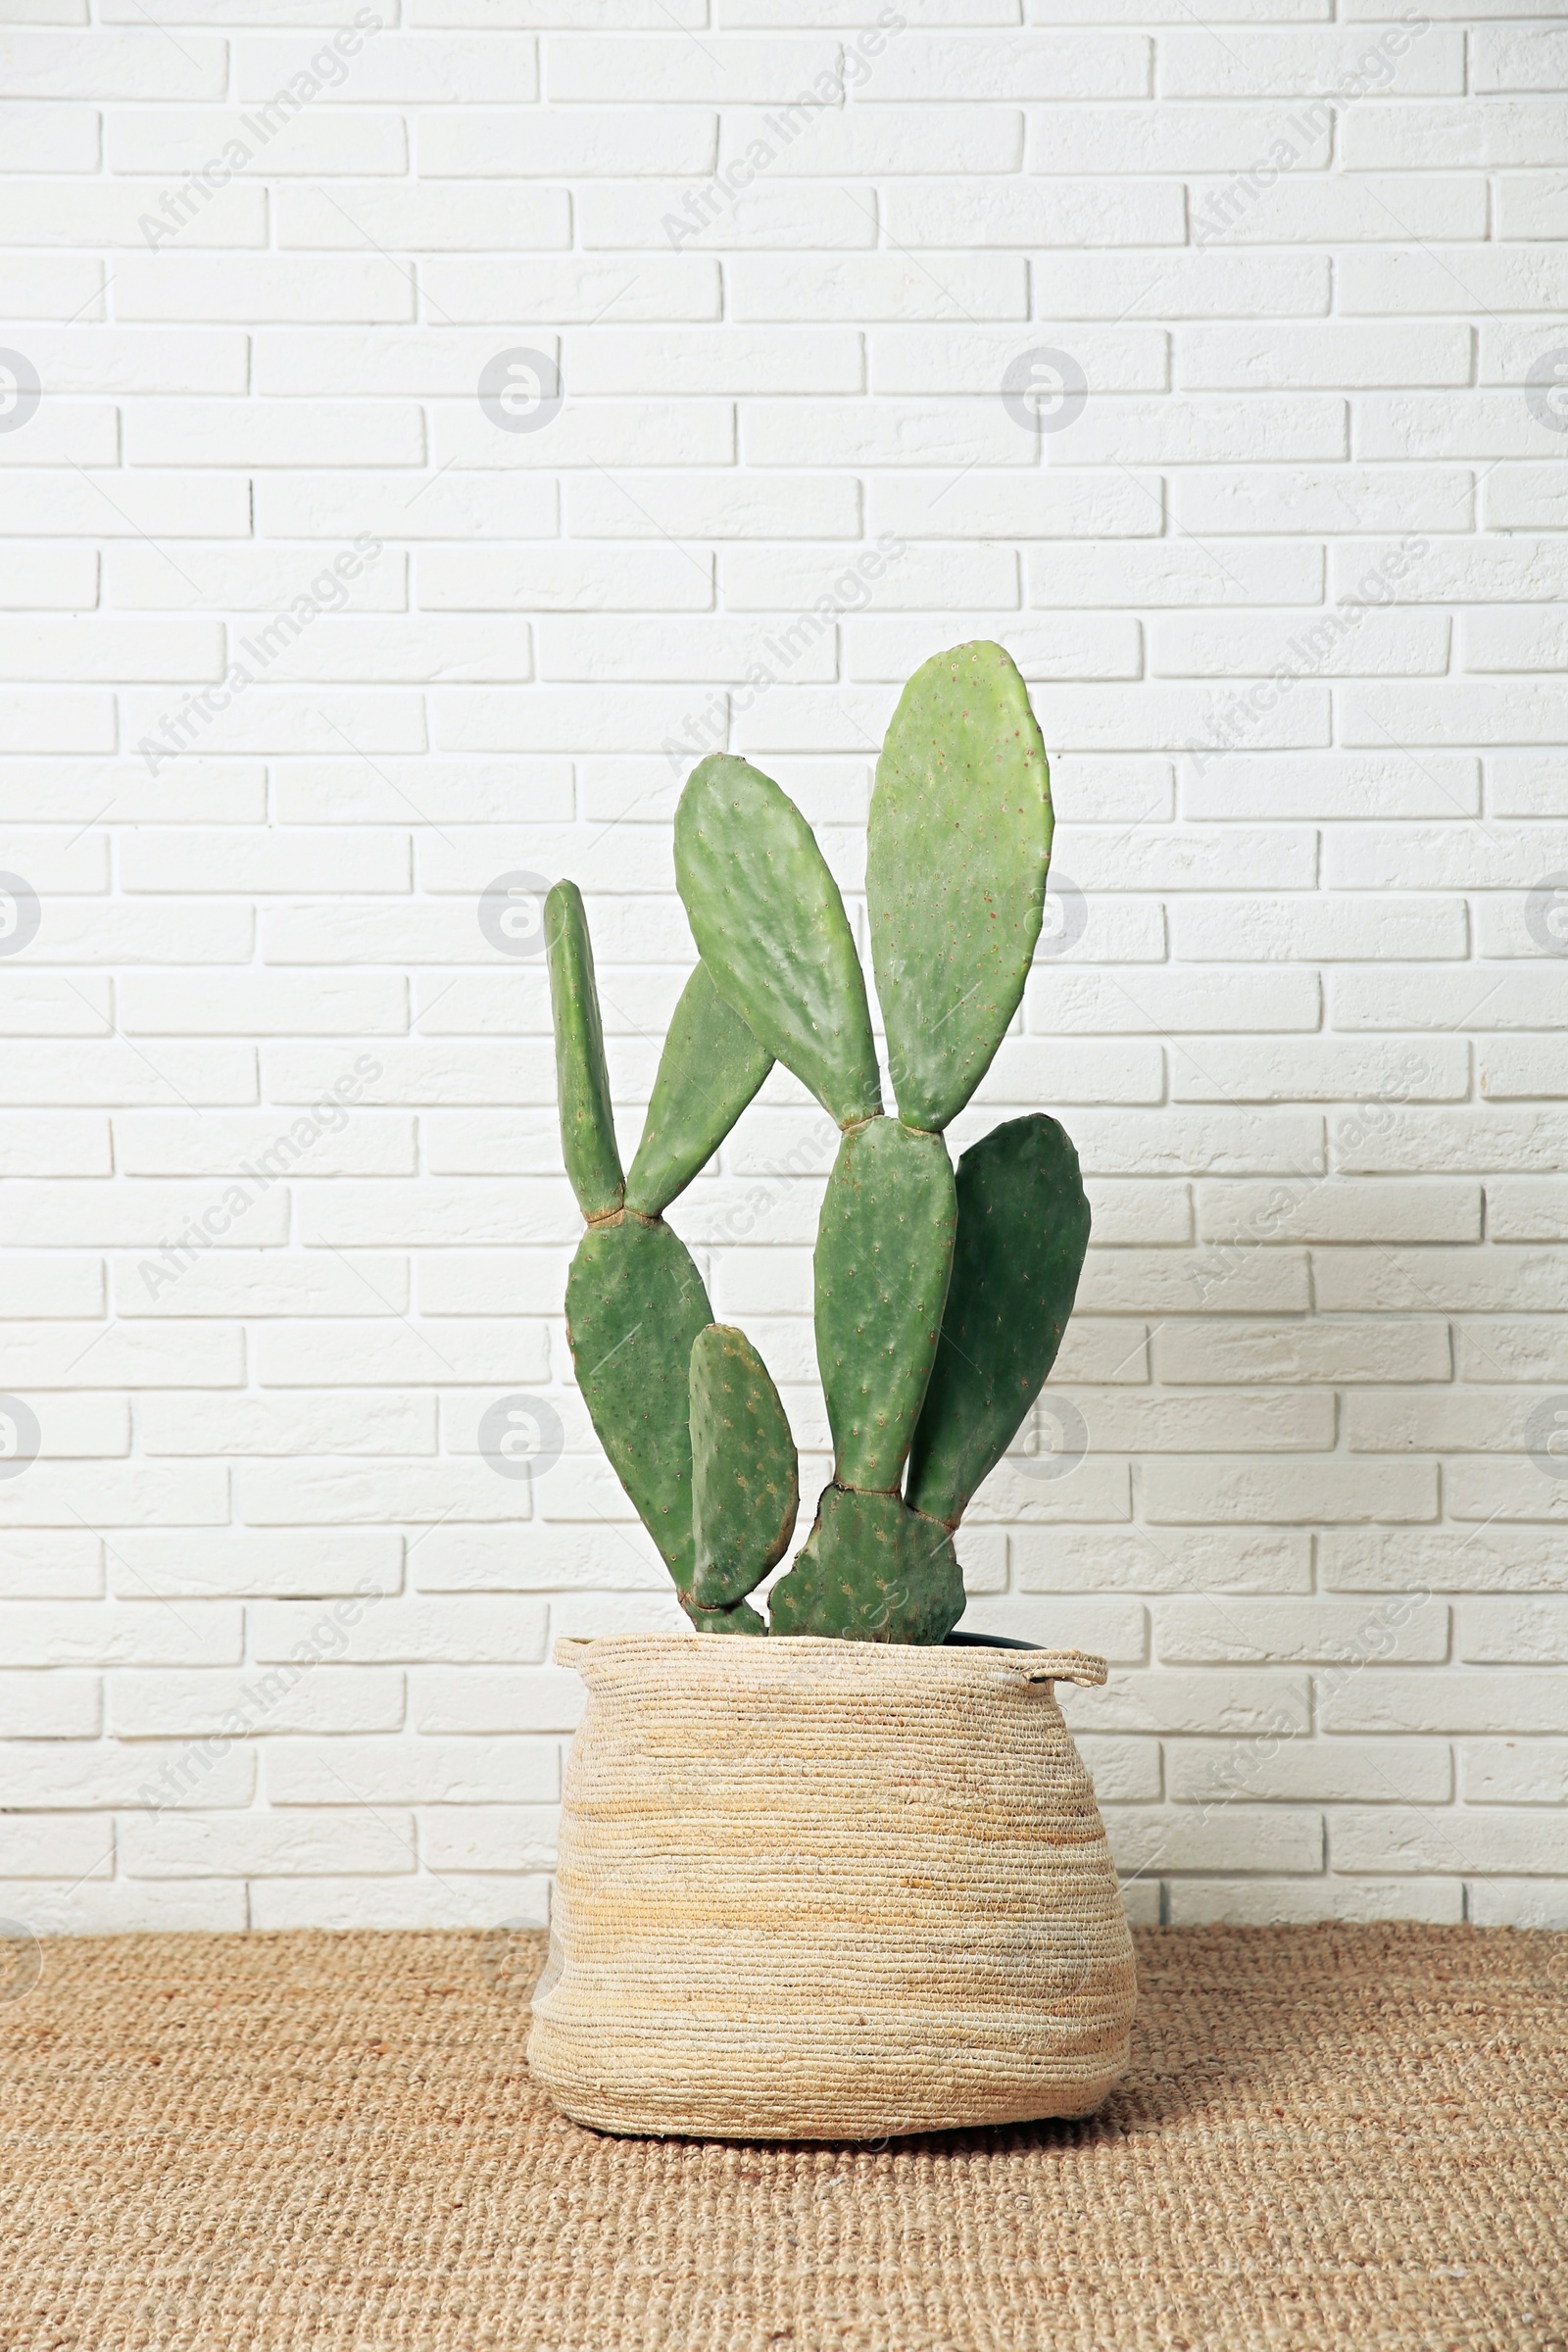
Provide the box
[674,754,881,1130]
[814,1116,956,1493]
[546,880,623,1220]
[624,962,772,1218]
[867,641,1052,1133]
[689,1323,799,1612]
[564,1213,713,1598]
[768,1486,964,1644]
[906,1114,1090,1529]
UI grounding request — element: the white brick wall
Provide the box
[1,0,1566,1941]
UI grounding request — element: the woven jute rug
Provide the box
[0,1924,1562,2352]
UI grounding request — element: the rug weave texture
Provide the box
[0,1922,1561,2352]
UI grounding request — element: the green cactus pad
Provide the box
[815,1115,956,1492]
[767,1485,964,1643]
[867,641,1053,1133]
[686,1594,769,1636]
[564,1211,712,1594]
[674,753,881,1130]
[624,962,773,1218]
[689,1322,799,1610]
[906,1113,1091,1529]
[546,879,624,1221]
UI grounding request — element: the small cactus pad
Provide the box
[867,641,1052,1133]
[690,1323,800,1610]
[906,1113,1090,1528]
[564,1211,712,1595]
[546,879,624,1221]
[624,962,773,1217]
[674,753,882,1129]
[814,1116,956,1492]
[767,1485,964,1643]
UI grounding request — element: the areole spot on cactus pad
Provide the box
[868,641,1053,1134]
[674,753,882,1130]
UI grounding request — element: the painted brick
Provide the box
[2,1742,255,1809]
[1104,1806,1324,1875]
[264,1736,559,1806]
[1320,1672,1568,1737]
[121,1809,417,1878]
[0,1673,100,1738]
[417,1806,560,1873]
[253,1597,547,1666]
[1321,1527,1568,1594]
[1156,1596,1449,1665]
[1057,1673,1311,1738]
[1166,1879,1464,1927]
[1460,1741,1568,1805]
[1167,1739,1452,1806]
[1331,1807,1568,1877]
[249,1876,550,1932]
[1157,1316,1452,1386]
[1143,1459,1439,1525]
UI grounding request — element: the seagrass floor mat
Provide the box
[0,1923,1561,2352]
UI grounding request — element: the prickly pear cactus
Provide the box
[906,1114,1090,1529]
[625,962,772,1217]
[867,641,1052,1134]
[767,1486,964,1645]
[548,642,1087,1642]
[674,753,881,1130]
[689,1323,798,1612]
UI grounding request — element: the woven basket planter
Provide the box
[527,1632,1138,2141]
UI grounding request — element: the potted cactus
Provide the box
[529,643,1137,2140]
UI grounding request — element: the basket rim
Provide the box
[554,1633,1108,1689]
